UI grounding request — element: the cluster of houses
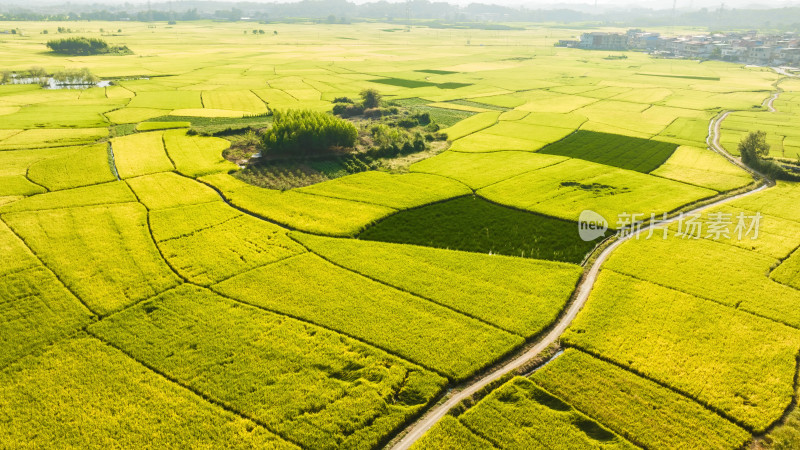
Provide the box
[558,29,800,67]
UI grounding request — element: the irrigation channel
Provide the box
[389,76,784,450]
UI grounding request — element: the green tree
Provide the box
[738,130,770,161]
[360,89,382,109]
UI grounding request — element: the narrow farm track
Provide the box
[390,91,779,450]
[764,92,779,112]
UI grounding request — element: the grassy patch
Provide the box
[537,130,678,173]
[447,99,509,111]
[359,196,603,263]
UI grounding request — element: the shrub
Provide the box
[360,88,382,109]
[414,112,431,125]
[363,107,383,119]
[333,96,353,104]
[261,109,357,155]
[332,103,363,118]
[397,118,418,128]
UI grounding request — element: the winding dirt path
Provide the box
[391,89,777,450]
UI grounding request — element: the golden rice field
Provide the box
[1,19,799,449]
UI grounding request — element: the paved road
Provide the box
[391,90,776,450]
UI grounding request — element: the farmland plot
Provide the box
[200,173,395,236]
[409,151,567,189]
[3,203,181,315]
[0,101,121,129]
[126,172,220,210]
[0,176,46,197]
[772,248,800,290]
[531,349,750,449]
[412,416,493,450]
[294,232,581,337]
[0,128,107,150]
[605,234,800,328]
[214,252,523,380]
[106,107,171,124]
[358,196,603,263]
[201,90,268,115]
[296,171,471,210]
[441,111,501,140]
[731,182,800,223]
[0,146,82,178]
[478,158,715,223]
[0,221,93,367]
[0,182,136,213]
[0,335,295,448]
[454,377,635,449]
[162,129,237,177]
[111,131,174,178]
[563,270,800,433]
[721,112,797,158]
[90,284,446,449]
[450,122,574,152]
[656,117,712,147]
[150,202,304,285]
[650,145,753,191]
[26,143,116,191]
[536,131,678,173]
[127,90,202,110]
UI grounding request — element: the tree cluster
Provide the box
[262,109,358,156]
[332,89,385,117]
[46,37,130,55]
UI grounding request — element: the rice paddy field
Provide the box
[1,19,798,449]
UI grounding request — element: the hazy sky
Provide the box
[8,0,800,9]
